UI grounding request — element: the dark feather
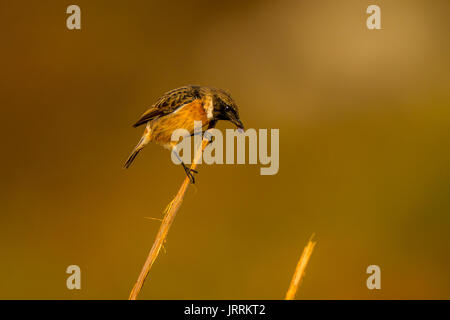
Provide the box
[124,149,141,168]
[133,85,201,127]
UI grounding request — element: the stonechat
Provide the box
[124,85,244,183]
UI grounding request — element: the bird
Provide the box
[124,85,244,183]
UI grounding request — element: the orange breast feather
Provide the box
[149,99,209,147]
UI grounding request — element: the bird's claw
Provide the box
[183,166,198,184]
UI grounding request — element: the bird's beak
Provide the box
[230,117,245,132]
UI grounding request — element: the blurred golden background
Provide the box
[0,0,449,299]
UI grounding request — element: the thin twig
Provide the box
[285,234,316,300]
[129,138,209,300]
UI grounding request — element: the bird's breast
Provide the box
[149,99,209,148]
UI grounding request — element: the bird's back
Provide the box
[133,85,203,127]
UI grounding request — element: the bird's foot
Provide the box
[183,165,198,184]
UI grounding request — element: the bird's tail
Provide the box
[124,126,151,169]
[124,148,142,169]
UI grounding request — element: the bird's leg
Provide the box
[172,149,197,184]
[188,130,210,140]
[190,130,214,143]
[189,120,217,142]
[174,121,216,184]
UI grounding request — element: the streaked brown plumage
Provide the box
[124,85,244,183]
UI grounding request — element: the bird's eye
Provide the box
[225,106,230,111]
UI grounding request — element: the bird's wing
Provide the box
[133,86,201,127]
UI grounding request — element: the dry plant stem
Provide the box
[129,138,209,300]
[285,234,316,300]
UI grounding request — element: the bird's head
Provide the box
[212,88,244,131]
